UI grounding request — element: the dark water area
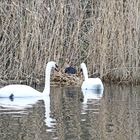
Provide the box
[0,84,140,140]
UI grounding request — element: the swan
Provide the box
[80,63,104,90]
[0,61,58,98]
[82,89,103,104]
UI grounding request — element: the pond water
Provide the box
[0,84,140,140]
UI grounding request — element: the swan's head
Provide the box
[80,62,88,80]
[80,63,86,72]
[47,61,59,71]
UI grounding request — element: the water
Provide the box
[0,84,140,140]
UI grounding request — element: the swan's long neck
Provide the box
[43,65,52,95]
[82,64,88,81]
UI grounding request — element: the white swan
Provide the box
[0,61,58,98]
[80,63,104,90]
[82,89,103,104]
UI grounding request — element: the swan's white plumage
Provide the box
[82,89,103,104]
[80,63,104,90]
[0,61,57,98]
[0,85,41,98]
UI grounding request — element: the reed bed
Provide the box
[0,0,140,85]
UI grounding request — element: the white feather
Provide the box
[80,63,104,90]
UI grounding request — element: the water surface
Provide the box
[0,84,140,140]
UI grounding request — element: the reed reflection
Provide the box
[0,85,140,140]
[52,86,82,140]
[80,89,104,140]
[0,96,55,127]
[0,93,56,140]
[100,84,140,140]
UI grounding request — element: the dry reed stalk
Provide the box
[0,0,140,85]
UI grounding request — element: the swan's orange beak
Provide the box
[55,64,59,72]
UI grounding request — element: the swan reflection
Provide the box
[81,89,104,116]
[0,96,55,128]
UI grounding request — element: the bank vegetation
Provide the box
[0,0,140,85]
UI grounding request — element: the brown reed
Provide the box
[0,0,140,85]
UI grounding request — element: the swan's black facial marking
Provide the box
[9,93,14,101]
[55,64,58,68]
[80,68,83,73]
[55,64,59,71]
[80,98,84,102]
